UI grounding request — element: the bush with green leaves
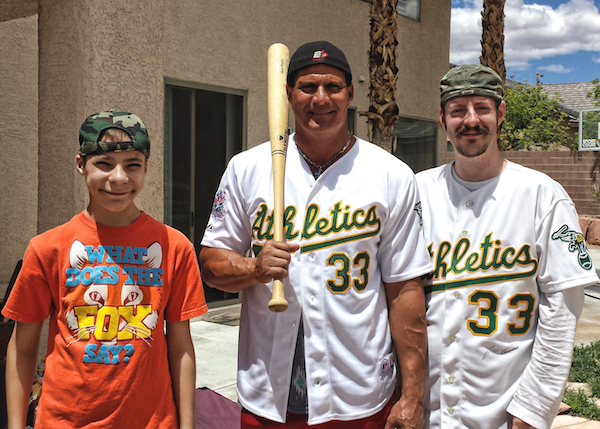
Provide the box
[565,340,600,420]
[563,389,600,420]
[570,341,600,394]
[501,81,570,151]
[589,78,600,106]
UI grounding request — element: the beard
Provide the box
[453,124,494,158]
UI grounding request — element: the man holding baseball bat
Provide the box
[199,41,432,428]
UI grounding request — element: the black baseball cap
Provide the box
[287,41,352,86]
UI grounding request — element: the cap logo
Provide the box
[287,41,352,85]
[312,50,328,61]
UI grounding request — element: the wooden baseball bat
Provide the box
[267,43,290,313]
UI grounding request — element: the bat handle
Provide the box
[268,278,288,312]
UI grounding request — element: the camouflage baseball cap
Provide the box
[440,64,503,107]
[79,110,150,157]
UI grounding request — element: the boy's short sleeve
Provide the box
[164,235,208,322]
[2,241,54,323]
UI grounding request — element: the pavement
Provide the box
[190,248,600,428]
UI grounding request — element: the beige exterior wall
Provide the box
[162,0,375,147]
[37,0,165,235]
[395,0,451,164]
[0,0,450,294]
[0,13,38,294]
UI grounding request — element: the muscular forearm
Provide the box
[199,242,299,293]
[384,278,427,429]
[167,321,196,429]
[6,321,43,429]
[388,279,427,400]
[199,247,261,292]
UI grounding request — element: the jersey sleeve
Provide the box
[164,236,208,322]
[378,170,432,283]
[200,156,254,255]
[2,241,54,323]
[506,287,584,429]
[536,197,599,293]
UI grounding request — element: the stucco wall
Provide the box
[0,0,37,21]
[396,0,451,165]
[0,14,38,293]
[163,0,450,149]
[0,0,451,293]
[163,0,374,147]
[397,1,451,121]
[37,0,165,234]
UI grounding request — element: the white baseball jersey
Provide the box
[201,134,432,425]
[416,161,599,429]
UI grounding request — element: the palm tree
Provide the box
[363,0,399,153]
[480,0,506,82]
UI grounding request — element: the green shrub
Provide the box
[563,389,600,420]
[565,340,600,420]
[569,341,600,383]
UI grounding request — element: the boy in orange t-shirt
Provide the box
[3,111,207,428]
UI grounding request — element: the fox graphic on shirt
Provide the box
[63,240,163,354]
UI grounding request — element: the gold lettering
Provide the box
[74,305,98,340]
[430,233,538,281]
[118,305,153,340]
[94,306,120,341]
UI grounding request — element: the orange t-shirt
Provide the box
[3,212,207,428]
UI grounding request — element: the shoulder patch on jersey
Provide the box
[210,189,227,221]
[414,201,423,227]
[551,224,593,270]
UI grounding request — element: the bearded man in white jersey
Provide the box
[416,64,600,429]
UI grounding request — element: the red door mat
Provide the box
[195,388,241,428]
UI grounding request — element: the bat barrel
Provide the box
[267,43,290,313]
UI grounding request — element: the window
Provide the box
[361,0,420,21]
[164,82,246,305]
[579,109,600,151]
[348,107,357,135]
[392,116,436,173]
[397,0,420,21]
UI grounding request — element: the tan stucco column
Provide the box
[0,9,38,290]
[37,0,165,233]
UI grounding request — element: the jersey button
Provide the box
[453,291,460,299]
[448,408,455,415]
[466,201,473,207]
[448,376,455,384]
[449,335,456,342]
[461,230,468,237]
[309,253,316,260]
[288,296,296,303]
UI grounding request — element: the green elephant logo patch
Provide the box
[551,224,593,270]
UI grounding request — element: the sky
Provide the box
[450,0,600,84]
